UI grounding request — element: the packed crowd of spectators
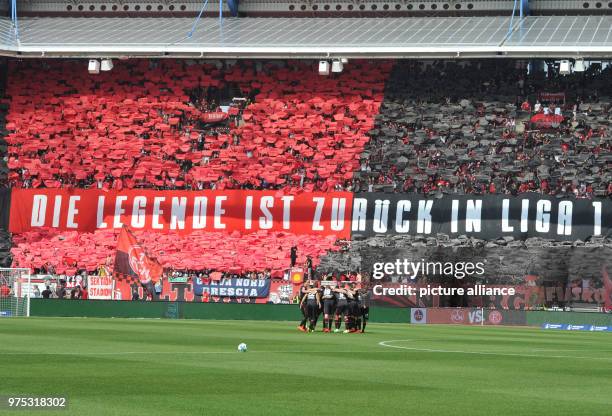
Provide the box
[2,59,610,276]
[354,60,611,198]
[5,59,388,192]
[4,59,609,197]
[11,228,341,274]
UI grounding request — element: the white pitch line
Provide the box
[379,340,612,361]
[0,350,402,356]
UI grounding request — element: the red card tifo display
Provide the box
[9,189,353,239]
[10,228,342,274]
[4,60,389,193]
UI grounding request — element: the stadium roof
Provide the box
[1,15,612,59]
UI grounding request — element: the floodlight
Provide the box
[100,59,114,71]
[88,59,100,74]
[318,60,330,76]
[331,59,343,73]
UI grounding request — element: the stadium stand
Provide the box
[5,59,389,191]
[356,60,611,197]
[11,229,340,276]
[0,60,11,267]
[5,59,390,273]
[2,58,611,277]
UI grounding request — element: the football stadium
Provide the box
[0,0,611,414]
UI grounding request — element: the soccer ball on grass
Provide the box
[237,343,248,352]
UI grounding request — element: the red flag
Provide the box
[113,227,163,284]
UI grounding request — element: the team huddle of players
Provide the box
[298,281,369,333]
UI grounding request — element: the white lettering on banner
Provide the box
[113,196,127,228]
[204,287,260,297]
[17,192,605,239]
[312,197,325,231]
[417,200,433,234]
[465,200,482,233]
[557,201,573,235]
[501,199,513,232]
[66,196,80,229]
[170,197,187,230]
[192,196,207,229]
[451,200,459,233]
[31,195,47,227]
[259,196,274,229]
[96,196,107,228]
[281,196,293,230]
[592,201,602,236]
[214,196,226,229]
[131,196,146,228]
[520,199,529,233]
[52,195,62,228]
[152,197,165,229]
[244,196,253,229]
[535,200,551,233]
[351,198,367,231]
[395,200,411,233]
[330,198,346,231]
[373,200,390,233]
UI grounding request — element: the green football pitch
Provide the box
[0,318,611,416]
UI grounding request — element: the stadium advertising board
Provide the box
[416,308,527,325]
[8,190,610,241]
[542,324,612,331]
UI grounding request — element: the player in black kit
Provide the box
[346,284,361,333]
[320,284,336,333]
[356,287,369,333]
[297,282,309,332]
[333,285,351,333]
[300,283,321,332]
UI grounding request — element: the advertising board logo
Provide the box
[411,308,427,324]
[488,310,503,325]
[451,309,464,323]
[414,309,424,322]
[468,310,483,324]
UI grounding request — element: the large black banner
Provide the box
[352,193,611,241]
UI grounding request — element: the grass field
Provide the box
[0,318,611,416]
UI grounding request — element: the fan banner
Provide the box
[8,190,609,241]
[9,189,353,238]
[192,277,271,298]
[352,193,610,241]
[87,276,115,300]
[111,277,295,303]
